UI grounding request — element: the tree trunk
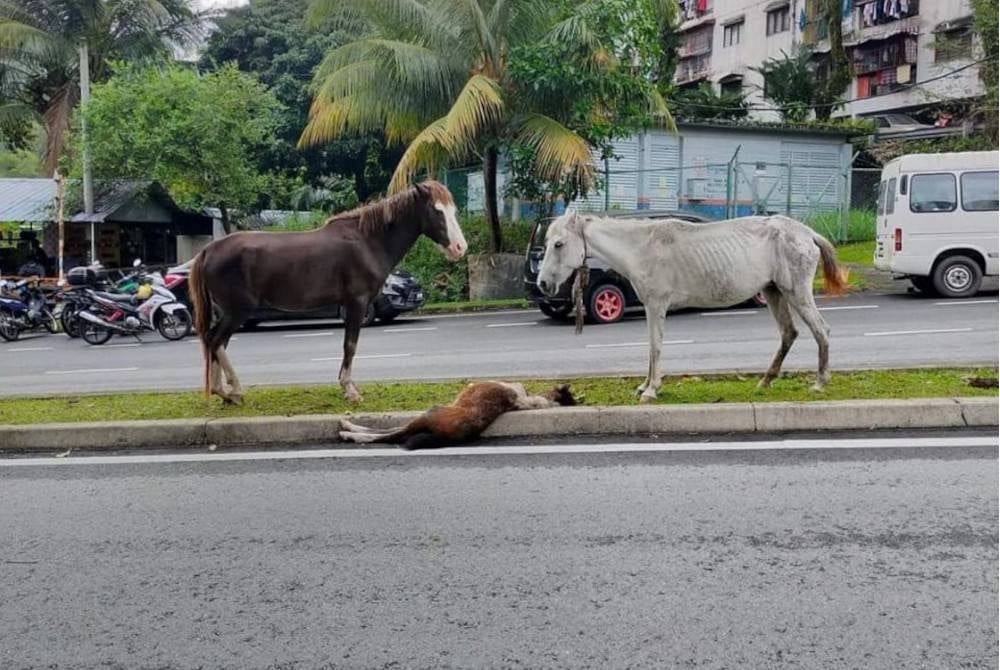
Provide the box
[818,0,851,121]
[483,146,502,253]
[219,202,233,235]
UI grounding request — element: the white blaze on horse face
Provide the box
[434,201,467,261]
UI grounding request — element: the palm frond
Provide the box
[388,115,454,193]
[512,112,595,186]
[442,73,503,149]
[643,87,676,132]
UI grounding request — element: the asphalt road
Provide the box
[1,432,997,669]
[1,292,997,396]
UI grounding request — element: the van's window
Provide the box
[877,181,886,215]
[960,171,999,211]
[899,174,908,195]
[886,178,896,214]
[910,174,957,213]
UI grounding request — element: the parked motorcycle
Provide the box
[61,262,148,338]
[0,277,60,342]
[77,260,193,345]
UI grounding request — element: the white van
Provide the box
[873,151,998,298]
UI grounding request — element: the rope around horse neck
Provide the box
[573,224,589,336]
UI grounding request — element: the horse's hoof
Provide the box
[809,383,825,393]
[345,392,363,404]
[634,385,648,397]
[757,378,773,389]
[639,393,657,404]
[225,394,244,405]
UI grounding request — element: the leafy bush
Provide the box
[400,214,534,302]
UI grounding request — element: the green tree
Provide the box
[753,48,819,122]
[299,0,674,252]
[671,83,750,122]
[971,0,998,144]
[0,0,201,174]
[77,64,281,232]
[815,0,851,121]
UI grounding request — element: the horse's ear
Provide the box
[414,182,427,197]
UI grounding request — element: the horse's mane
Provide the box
[326,181,454,234]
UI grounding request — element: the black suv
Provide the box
[524,210,762,324]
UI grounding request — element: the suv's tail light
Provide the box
[894,228,902,252]
[164,274,184,288]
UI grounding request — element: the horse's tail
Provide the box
[188,251,213,398]
[812,232,849,297]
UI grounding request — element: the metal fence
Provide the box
[444,150,879,243]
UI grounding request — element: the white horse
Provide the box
[536,212,847,402]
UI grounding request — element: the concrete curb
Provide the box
[0,398,995,452]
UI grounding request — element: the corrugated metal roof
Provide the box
[69,181,153,223]
[0,178,57,222]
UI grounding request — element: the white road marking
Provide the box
[934,299,999,306]
[865,328,973,337]
[700,310,758,316]
[586,340,695,349]
[383,327,438,333]
[44,367,140,375]
[2,436,993,467]
[310,353,412,362]
[188,336,240,343]
[283,331,334,339]
[103,343,141,349]
[818,304,879,311]
[6,346,53,352]
[485,321,538,328]
[415,309,539,321]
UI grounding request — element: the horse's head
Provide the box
[537,211,587,297]
[414,181,467,261]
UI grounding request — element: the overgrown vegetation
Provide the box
[804,209,876,243]
[1,368,993,425]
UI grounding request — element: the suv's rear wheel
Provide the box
[932,254,982,299]
[588,284,626,324]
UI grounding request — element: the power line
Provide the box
[668,55,994,113]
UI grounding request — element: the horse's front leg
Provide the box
[338,297,367,403]
[638,300,667,404]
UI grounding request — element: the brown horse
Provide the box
[189,181,467,404]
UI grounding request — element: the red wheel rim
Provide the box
[595,289,623,321]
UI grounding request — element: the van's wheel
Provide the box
[539,302,573,321]
[909,276,934,294]
[932,255,982,299]
[587,284,626,324]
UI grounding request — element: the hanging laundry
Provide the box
[896,64,912,83]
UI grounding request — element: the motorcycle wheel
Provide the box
[43,311,61,334]
[0,311,20,342]
[81,320,113,345]
[61,307,81,338]
[156,308,192,341]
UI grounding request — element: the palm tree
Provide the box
[0,0,202,174]
[299,0,674,252]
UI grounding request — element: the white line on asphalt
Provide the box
[6,346,53,352]
[864,327,973,337]
[934,299,999,306]
[818,305,879,311]
[2,436,994,467]
[310,353,413,362]
[485,321,538,328]
[103,343,141,349]
[700,310,758,316]
[188,336,240,343]
[586,340,695,349]
[283,331,334,338]
[44,367,140,375]
[383,327,438,333]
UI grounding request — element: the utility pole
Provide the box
[79,42,96,263]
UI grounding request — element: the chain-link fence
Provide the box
[444,150,881,242]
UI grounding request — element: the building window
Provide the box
[910,174,957,213]
[680,25,714,57]
[935,27,973,62]
[766,5,790,35]
[723,20,743,47]
[961,171,1000,211]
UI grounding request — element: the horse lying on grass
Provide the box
[338,381,578,450]
[536,212,847,403]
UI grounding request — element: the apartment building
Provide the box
[674,0,984,120]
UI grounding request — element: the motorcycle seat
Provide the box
[93,291,136,304]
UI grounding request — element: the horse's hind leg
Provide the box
[637,300,667,403]
[209,314,246,404]
[785,291,831,391]
[758,286,798,389]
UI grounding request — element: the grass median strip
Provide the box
[0,368,995,426]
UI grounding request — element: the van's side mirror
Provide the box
[899,175,908,195]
